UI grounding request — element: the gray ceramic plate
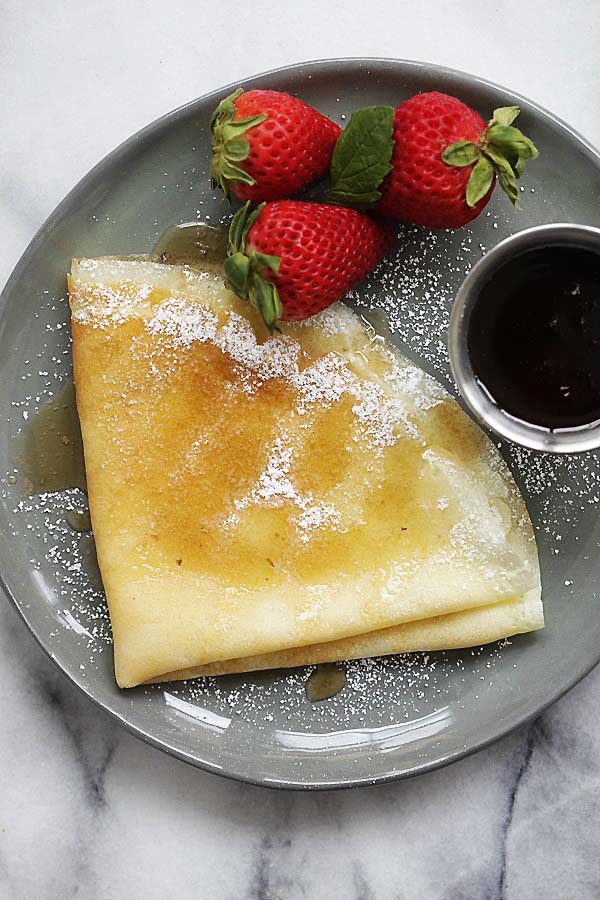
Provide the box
[2,59,600,789]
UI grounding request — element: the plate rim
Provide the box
[2,56,600,790]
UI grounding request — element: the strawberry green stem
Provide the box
[210,89,268,201]
[224,202,283,333]
[442,106,539,208]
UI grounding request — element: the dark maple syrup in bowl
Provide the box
[468,245,600,430]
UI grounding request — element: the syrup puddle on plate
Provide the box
[14,379,92,534]
[15,380,86,495]
[305,663,347,702]
[65,509,92,533]
[152,222,229,270]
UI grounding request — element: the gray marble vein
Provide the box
[496,723,536,899]
[504,678,600,900]
[2,1,600,898]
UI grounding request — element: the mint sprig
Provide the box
[327,106,395,210]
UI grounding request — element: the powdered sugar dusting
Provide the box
[142,289,432,455]
[147,295,217,345]
[348,224,485,377]
[3,485,112,657]
[294,353,353,407]
[70,282,154,327]
[229,433,344,542]
[162,640,515,729]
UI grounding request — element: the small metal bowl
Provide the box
[449,223,600,453]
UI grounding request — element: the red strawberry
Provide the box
[375,93,538,228]
[210,89,341,203]
[328,95,538,230]
[224,201,394,329]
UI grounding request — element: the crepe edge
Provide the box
[139,587,543,686]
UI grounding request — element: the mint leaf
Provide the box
[328,106,394,210]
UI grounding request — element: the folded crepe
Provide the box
[68,257,543,688]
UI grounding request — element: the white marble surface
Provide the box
[2,1,600,897]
